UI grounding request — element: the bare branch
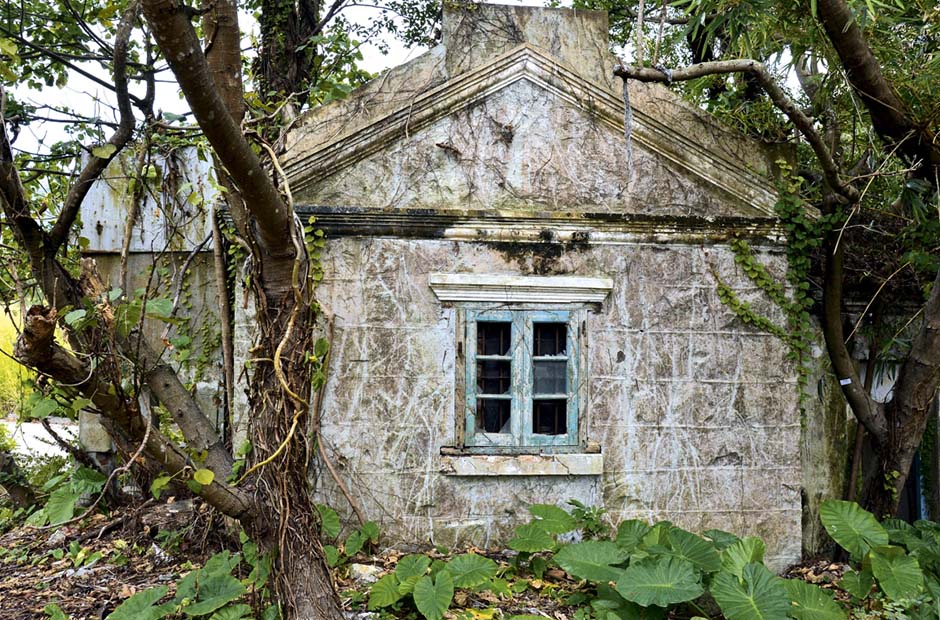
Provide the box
[614,60,860,203]
[47,1,140,252]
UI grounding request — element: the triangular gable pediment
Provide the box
[283,38,779,218]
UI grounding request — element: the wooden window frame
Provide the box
[460,305,586,453]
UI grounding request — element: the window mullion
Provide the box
[465,312,479,445]
[566,313,579,444]
[510,313,527,445]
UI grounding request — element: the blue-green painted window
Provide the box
[465,309,580,449]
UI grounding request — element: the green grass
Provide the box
[0,313,28,420]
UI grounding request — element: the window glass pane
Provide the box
[477,360,511,394]
[532,399,566,435]
[477,321,511,356]
[533,360,567,394]
[477,399,511,433]
[534,323,566,356]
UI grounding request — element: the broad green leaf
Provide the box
[92,143,118,159]
[398,574,423,595]
[183,572,246,616]
[704,529,741,551]
[616,556,704,607]
[345,530,366,556]
[838,568,873,599]
[46,487,79,525]
[323,545,341,567]
[368,574,402,609]
[413,571,454,620]
[63,309,86,325]
[555,541,629,583]
[615,520,651,553]
[395,554,431,581]
[784,578,846,620]
[721,537,766,578]
[43,603,68,620]
[668,528,720,573]
[819,500,888,559]
[445,553,498,588]
[711,564,790,620]
[71,467,107,494]
[193,469,215,486]
[31,397,61,419]
[361,521,380,543]
[316,504,341,539]
[145,298,174,319]
[107,586,174,620]
[509,522,555,552]
[528,504,577,534]
[150,476,172,500]
[871,545,924,601]
[209,605,254,620]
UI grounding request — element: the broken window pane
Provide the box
[534,323,566,356]
[477,321,511,356]
[533,360,566,394]
[477,360,511,394]
[533,399,566,435]
[477,398,511,433]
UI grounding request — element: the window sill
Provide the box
[440,453,603,477]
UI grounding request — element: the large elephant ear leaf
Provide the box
[667,527,720,574]
[413,571,454,620]
[615,556,704,607]
[554,541,629,583]
[870,546,924,601]
[528,504,577,534]
[819,500,888,559]
[721,537,765,579]
[784,578,846,620]
[616,520,651,553]
[711,563,790,620]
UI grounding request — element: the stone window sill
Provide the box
[440,453,602,476]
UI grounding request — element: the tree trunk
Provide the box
[0,449,35,508]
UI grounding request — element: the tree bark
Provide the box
[0,449,35,508]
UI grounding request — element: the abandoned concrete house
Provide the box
[79,3,838,570]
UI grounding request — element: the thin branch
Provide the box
[47,1,140,252]
[614,59,860,203]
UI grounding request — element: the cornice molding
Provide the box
[429,273,613,304]
[284,44,778,216]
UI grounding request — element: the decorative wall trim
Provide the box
[284,43,779,216]
[440,453,603,476]
[429,273,613,304]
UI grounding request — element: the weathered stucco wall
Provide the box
[311,236,800,568]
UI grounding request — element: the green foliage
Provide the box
[26,465,108,527]
[820,500,890,559]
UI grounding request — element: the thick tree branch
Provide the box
[889,267,940,427]
[822,235,887,440]
[140,0,293,257]
[615,60,860,203]
[48,2,140,252]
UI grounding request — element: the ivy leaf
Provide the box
[144,298,174,320]
[193,469,215,486]
[150,476,172,500]
[91,143,117,159]
[316,504,341,539]
[616,556,704,607]
[368,574,402,609]
[413,571,454,620]
[784,578,846,620]
[508,522,555,553]
[63,309,86,325]
[711,564,790,620]
[554,541,628,583]
[528,504,577,534]
[30,397,61,419]
[106,586,174,620]
[445,553,498,588]
[870,546,924,601]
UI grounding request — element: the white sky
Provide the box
[12,0,556,158]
